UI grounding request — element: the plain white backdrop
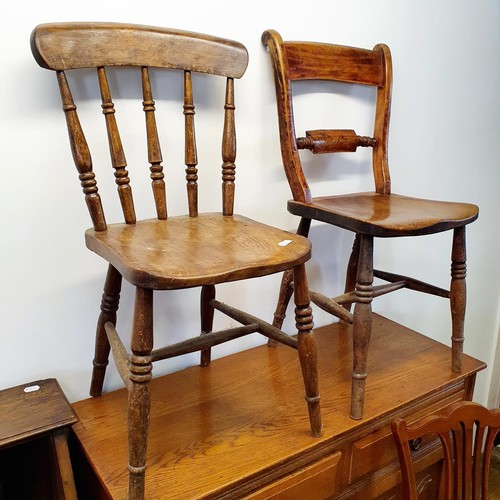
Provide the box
[1,1,499,411]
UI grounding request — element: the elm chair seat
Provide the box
[289,193,477,237]
[86,214,311,289]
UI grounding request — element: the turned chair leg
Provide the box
[351,235,374,420]
[90,264,122,397]
[294,263,322,437]
[200,284,216,367]
[268,269,294,347]
[128,287,153,500]
[450,226,467,373]
[343,234,361,315]
[269,217,312,347]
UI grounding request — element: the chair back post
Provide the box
[56,70,107,231]
[262,29,311,204]
[372,43,392,195]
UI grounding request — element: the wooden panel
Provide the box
[31,22,248,77]
[245,452,341,499]
[71,315,485,499]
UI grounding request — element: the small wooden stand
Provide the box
[0,378,78,499]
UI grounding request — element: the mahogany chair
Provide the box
[31,23,322,499]
[391,401,500,499]
[262,29,479,420]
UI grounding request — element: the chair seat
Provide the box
[289,192,479,237]
[85,213,311,289]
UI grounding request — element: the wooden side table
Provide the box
[0,378,78,499]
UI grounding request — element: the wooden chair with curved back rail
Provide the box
[391,401,500,499]
[262,29,479,421]
[31,23,323,499]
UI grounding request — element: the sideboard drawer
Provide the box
[245,452,341,499]
[349,390,464,483]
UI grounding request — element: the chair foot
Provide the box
[90,361,109,397]
[305,394,323,437]
[350,374,366,420]
[128,463,147,500]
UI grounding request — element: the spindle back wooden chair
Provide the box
[392,401,500,499]
[262,29,479,420]
[31,22,322,499]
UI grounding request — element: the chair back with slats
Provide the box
[262,29,392,203]
[31,23,249,231]
[392,401,500,500]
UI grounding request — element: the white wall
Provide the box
[1,0,499,408]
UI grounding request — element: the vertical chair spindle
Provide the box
[222,78,236,216]
[97,67,136,224]
[142,67,167,220]
[183,70,198,217]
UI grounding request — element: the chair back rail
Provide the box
[30,22,248,76]
[262,29,392,201]
[31,22,249,229]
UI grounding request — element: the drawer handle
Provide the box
[410,438,422,452]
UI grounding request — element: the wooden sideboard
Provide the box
[70,314,485,499]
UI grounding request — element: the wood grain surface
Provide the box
[71,315,485,499]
